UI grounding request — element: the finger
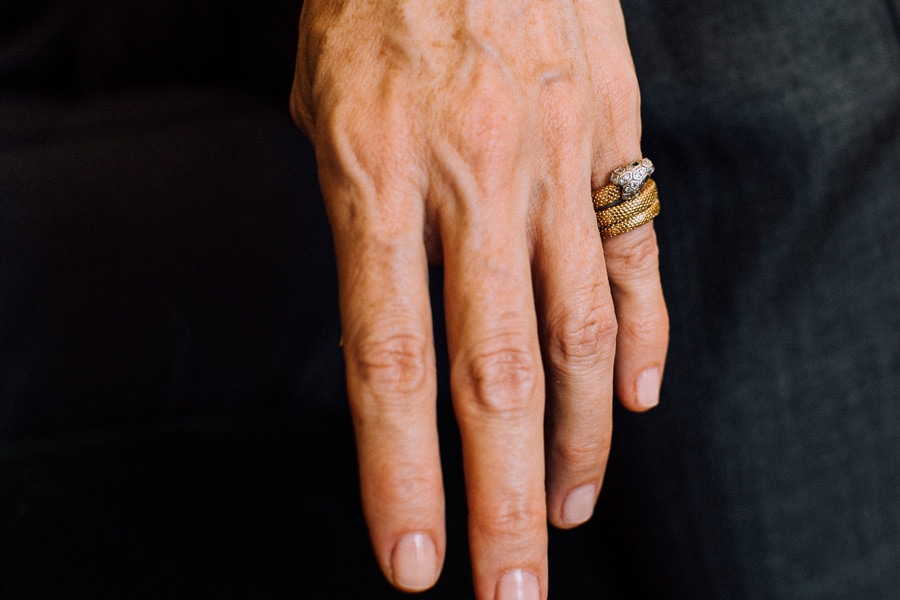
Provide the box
[444,221,549,600]
[440,176,548,599]
[603,220,669,411]
[581,0,643,193]
[531,86,616,530]
[322,151,445,592]
[580,21,668,412]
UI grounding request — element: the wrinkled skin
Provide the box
[291,1,668,597]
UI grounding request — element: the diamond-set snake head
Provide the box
[610,158,655,200]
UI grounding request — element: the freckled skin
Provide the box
[291,1,669,598]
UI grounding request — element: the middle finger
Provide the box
[437,155,548,600]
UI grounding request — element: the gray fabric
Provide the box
[601,1,900,597]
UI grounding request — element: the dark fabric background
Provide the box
[610,1,900,597]
[0,0,898,598]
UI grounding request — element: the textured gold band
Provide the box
[592,184,622,211]
[592,174,660,240]
[598,198,660,240]
[595,178,658,228]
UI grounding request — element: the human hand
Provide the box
[291,1,668,597]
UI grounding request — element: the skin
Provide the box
[291,1,669,598]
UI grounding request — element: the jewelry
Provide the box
[598,198,660,239]
[592,158,660,240]
[592,184,622,211]
[595,178,657,228]
[610,158,654,200]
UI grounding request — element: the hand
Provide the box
[291,1,668,597]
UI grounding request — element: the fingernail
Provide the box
[497,569,539,600]
[636,367,661,408]
[392,532,437,591]
[561,483,597,526]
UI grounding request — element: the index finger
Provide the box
[319,132,447,592]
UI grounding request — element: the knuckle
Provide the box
[289,83,315,138]
[374,464,439,509]
[619,309,670,347]
[454,73,523,169]
[459,339,541,415]
[543,80,589,142]
[551,433,611,474]
[547,109,587,155]
[605,68,640,103]
[594,67,641,141]
[478,500,546,539]
[333,111,412,180]
[604,227,660,277]
[317,88,419,185]
[350,332,432,398]
[550,301,618,365]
